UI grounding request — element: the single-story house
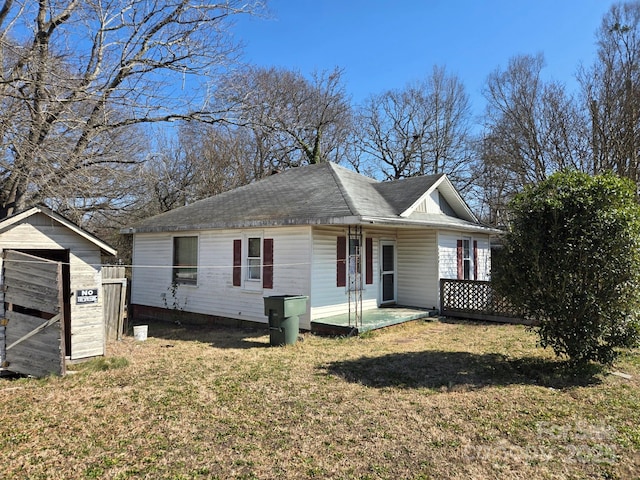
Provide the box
[0,205,117,377]
[125,162,497,332]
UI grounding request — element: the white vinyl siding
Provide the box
[396,229,439,308]
[310,227,344,318]
[131,226,312,328]
[439,233,459,280]
[438,232,492,282]
[131,233,173,305]
[414,190,441,214]
[310,227,378,319]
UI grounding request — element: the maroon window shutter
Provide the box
[233,239,242,286]
[365,237,373,285]
[456,239,463,280]
[337,236,346,287]
[263,238,274,289]
[473,240,478,280]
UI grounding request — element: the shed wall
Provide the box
[0,214,105,359]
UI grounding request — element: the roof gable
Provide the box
[398,175,477,222]
[0,206,117,256]
[373,174,443,215]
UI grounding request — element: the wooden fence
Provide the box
[439,279,532,325]
[102,266,128,341]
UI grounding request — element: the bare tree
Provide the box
[579,1,640,182]
[354,66,475,188]
[356,85,429,179]
[482,54,588,183]
[478,54,589,225]
[0,0,260,219]
[219,66,353,171]
[423,66,474,182]
[133,121,258,217]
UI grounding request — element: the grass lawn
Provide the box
[1,318,639,479]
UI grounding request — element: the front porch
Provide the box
[310,305,438,336]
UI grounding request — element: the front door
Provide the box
[380,241,396,305]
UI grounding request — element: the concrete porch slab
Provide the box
[311,306,438,336]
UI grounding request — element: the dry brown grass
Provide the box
[1,318,639,479]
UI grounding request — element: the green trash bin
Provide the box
[263,295,308,346]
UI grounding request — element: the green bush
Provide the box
[493,171,640,365]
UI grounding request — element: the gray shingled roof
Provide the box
[128,162,489,233]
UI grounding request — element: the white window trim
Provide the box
[347,236,363,292]
[462,236,473,281]
[172,234,199,287]
[379,239,397,304]
[242,232,263,291]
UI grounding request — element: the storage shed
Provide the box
[0,205,117,377]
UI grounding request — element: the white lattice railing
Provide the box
[439,279,532,325]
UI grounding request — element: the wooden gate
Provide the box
[1,250,65,377]
[102,265,127,341]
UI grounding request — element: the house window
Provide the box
[173,236,197,285]
[462,238,471,280]
[349,237,362,291]
[247,237,262,281]
[234,237,273,289]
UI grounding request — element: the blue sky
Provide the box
[232,0,618,117]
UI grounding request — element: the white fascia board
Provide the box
[126,216,365,234]
[361,215,501,235]
[0,207,41,232]
[399,175,478,223]
[0,206,118,257]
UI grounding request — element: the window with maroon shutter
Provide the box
[337,236,346,287]
[456,239,463,280]
[457,238,474,280]
[233,239,241,286]
[263,238,274,289]
[366,237,373,285]
[473,240,478,280]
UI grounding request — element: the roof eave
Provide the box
[124,215,365,234]
[360,215,501,234]
[126,214,501,235]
